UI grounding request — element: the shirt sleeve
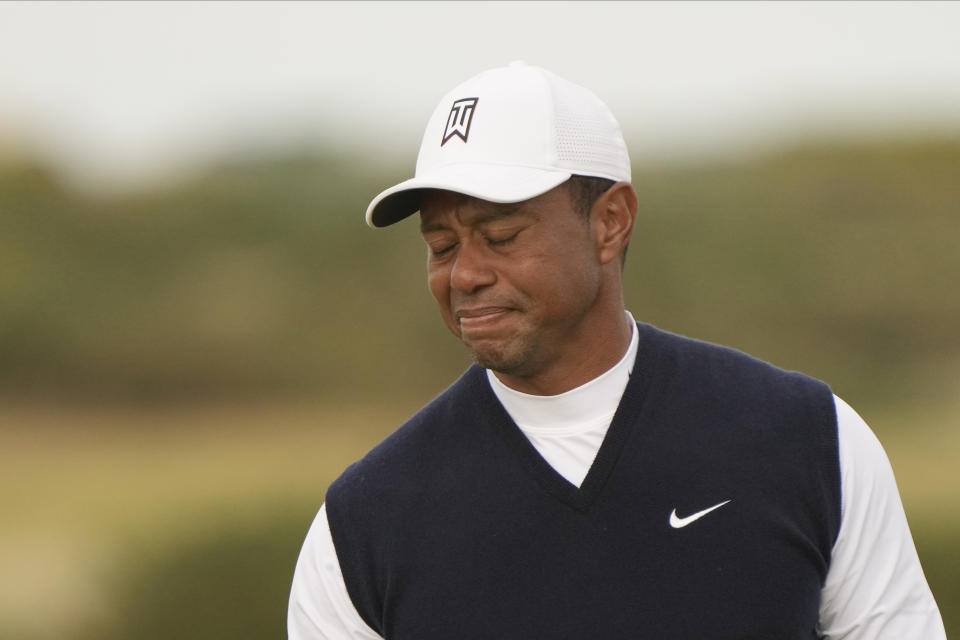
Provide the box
[817,396,946,639]
[287,503,383,640]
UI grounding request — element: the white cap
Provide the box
[365,61,631,227]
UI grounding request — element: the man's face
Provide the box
[419,184,605,382]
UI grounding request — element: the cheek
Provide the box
[531,249,601,313]
[427,268,458,328]
[427,265,447,302]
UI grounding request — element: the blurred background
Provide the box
[1,2,958,638]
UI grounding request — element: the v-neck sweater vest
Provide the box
[326,322,840,639]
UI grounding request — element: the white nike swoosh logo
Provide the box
[669,500,732,528]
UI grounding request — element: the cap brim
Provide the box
[365,163,572,227]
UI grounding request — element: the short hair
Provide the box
[568,175,616,219]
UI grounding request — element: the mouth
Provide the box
[455,306,514,333]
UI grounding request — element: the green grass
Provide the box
[915,526,960,636]
[0,403,409,640]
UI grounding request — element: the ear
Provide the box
[591,182,637,265]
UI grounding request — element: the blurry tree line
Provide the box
[2,138,958,411]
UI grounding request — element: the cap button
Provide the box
[508,60,529,68]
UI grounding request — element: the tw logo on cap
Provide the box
[441,97,479,146]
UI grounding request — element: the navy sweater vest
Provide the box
[326,323,841,639]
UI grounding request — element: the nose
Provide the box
[449,239,496,293]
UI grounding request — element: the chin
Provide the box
[467,340,536,377]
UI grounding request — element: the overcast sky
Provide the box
[2,1,959,190]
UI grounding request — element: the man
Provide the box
[289,62,944,638]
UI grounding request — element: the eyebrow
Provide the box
[420,201,525,234]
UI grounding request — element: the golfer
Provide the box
[288,62,945,639]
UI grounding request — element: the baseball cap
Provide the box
[364,61,631,227]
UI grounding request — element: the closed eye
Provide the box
[430,243,456,257]
[486,232,519,247]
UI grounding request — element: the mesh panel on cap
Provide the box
[552,81,629,180]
